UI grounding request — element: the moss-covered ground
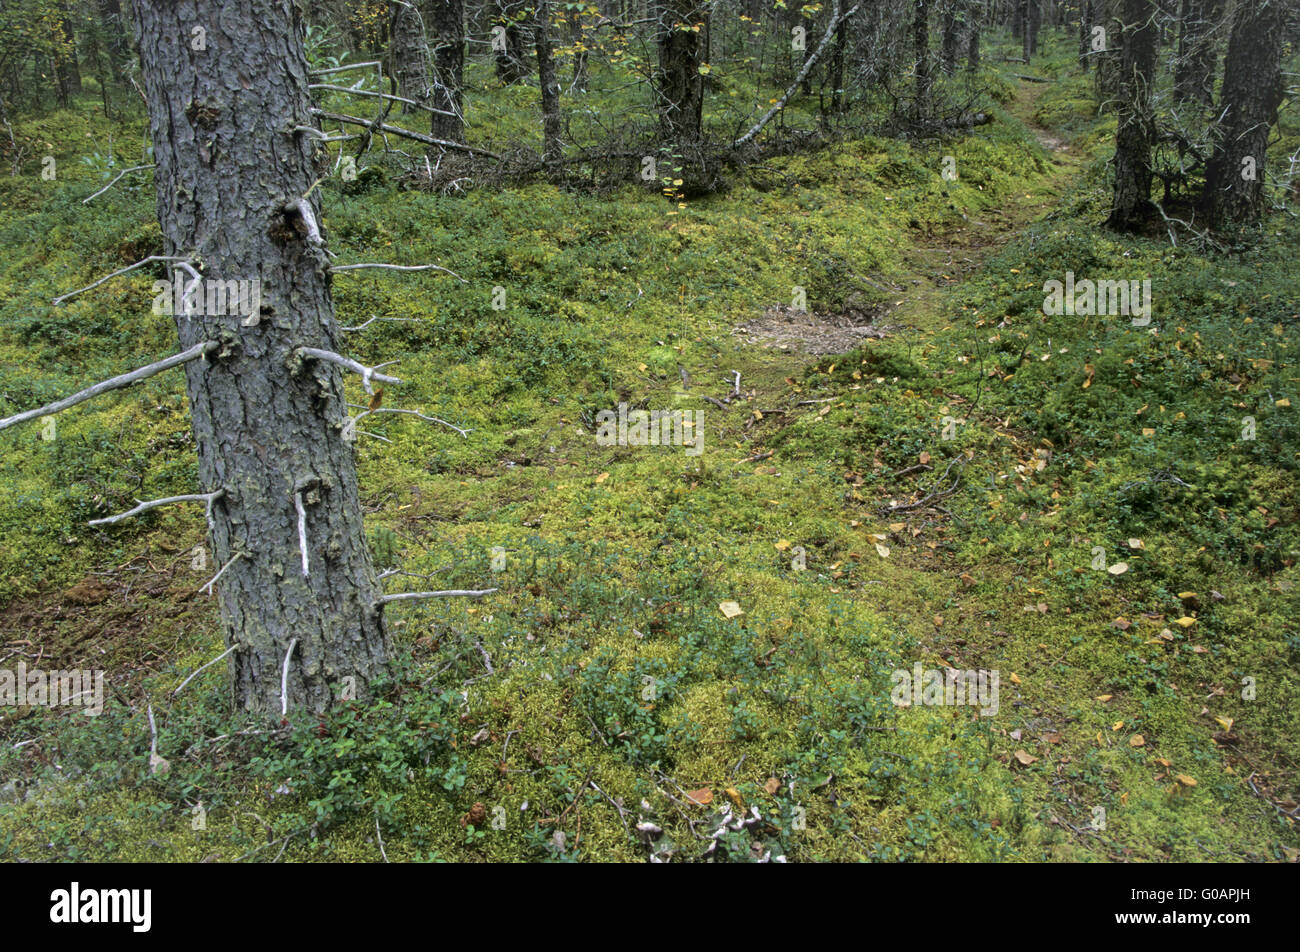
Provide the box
[0,32,1296,862]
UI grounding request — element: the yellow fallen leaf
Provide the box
[1013,750,1037,765]
[1112,721,1124,731]
[1009,673,1021,685]
[1130,734,1145,747]
[1277,398,1291,408]
[594,471,609,484]
[719,601,744,619]
[774,539,792,551]
[875,543,890,558]
[1175,774,1197,787]
[1108,562,1129,575]
[686,787,713,806]
[725,787,744,808]
[1215,716,1234,732]
[1096,694,1113,702]
[1174,616,1196,628]
[764,777,780,795]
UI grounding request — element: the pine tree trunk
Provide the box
[389,1,431,114]
[1172,0,1222,107]
[942,0,962,75]
[1105,0,1157,231]
[656,0,706,146]
[429,0,465,143]
[1079,0,1091,70]
[131,0,391,717]
[97,0,128,81]
[535,0,563,171]
[1202,0,1285,228]
[912,0,932,123]
[569,9,589,93]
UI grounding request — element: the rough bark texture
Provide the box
[656,0,706,146]
[1172,0,1222,107]
[1106,0,1157,231]
[494,0,530,84]
[1202,0,1285,227]
[941,0,962,76]
[389,0,432,114]
[132,0,390,717]
[912,0,931,122]
[568,8,589,93]
[429,0,464,142]
[534,0,563,170]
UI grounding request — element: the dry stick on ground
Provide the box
[879,456,965,514]
[731,0,863,149]
[329,262,465,282]
[0,341,219,432]
[377,589,498,604]
[308,84,459,118]
[346,404,471,438]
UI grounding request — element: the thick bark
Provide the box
[389,0,432,114]
[535,0,563,170]
[494,0,530,84]
[1202,0,1285,227]
[569,8,589,93]
[97,0,129,80]
[912,0,932,122]
[941,0,962,76]
[656,0,706,146]
[131,0,390,716]
[429,0,465,143]
[1172,0,1222,107]
[1105,0,1157,231]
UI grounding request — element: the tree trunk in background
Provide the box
[495,0,530,84]
[389,1,431,114]
[968,0,981,71]
[97,0,129,81]
[912,0,931,123]
[569,8,589,92]
[1079,0,1091,70]
[1172,0,1222,107]
[1106,0,1157,231]
[830,15,847,110]
[535,0,563,171]
[430,0,465,142]
[131,0,391,717]
[55,5,82,105]
[1095,0,1122,99]
[941,0,961,75]
[1202,0,1284,228]
[656,0,706,146]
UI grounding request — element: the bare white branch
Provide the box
[378,589,498,604]
[294,347,403,394]
[346,403,470,437]
[340,315,423,332]
[172,644,239,696]
[82,163,153,204]
[281,637,298,717]
[328,262,465,282]
[88,490,224,527]
[197,551,245,597]
[52,255,190,306]
[731,1,863,149]
[0,341,218,432]
[294,491,310,577]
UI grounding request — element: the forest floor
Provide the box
[1,35,1297,862]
